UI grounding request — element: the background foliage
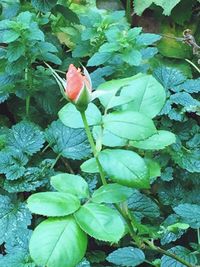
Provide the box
[0,0,200,266]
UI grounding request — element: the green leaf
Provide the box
[42,52,61,65]
[52,5,80,24]
[3,160,54,193]
[120,75,166,118]
[0,251,36,267]
[106,247,145,267]
[74,203,125,242]
[7,121,45,156]
[136,33,161,46]
[2,30,20,43]
[97,73,144,108]
[128,190,160,219]
[51,173,89,198]
[92,183,133,203]
[0,195,32,245]
[27,24,44,41]
[27,192,80,217]
[81,158,99,173]
[174,204,200,229]
[0,151,28,180]
[45,120,90,160]
[59,103,102,128]
[157,25,192,59]
[154,67,186,90]
[170,143,200,173]
[121,50,142,66]
[99,149,149,188]
[134,0,181,16]
[31,0,57,12]
[130,130,176,150]
[29,216,87,267]
[76,258,91,267]
[134,0,153,15]
[103,110,156,140]
[87,52,111,67]
[144,158,161,179]
[161,246,197,267]
[7,42,25,62]
[180,78,200,93]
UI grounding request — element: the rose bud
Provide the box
[65,64,92,111]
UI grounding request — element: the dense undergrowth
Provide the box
[0,0,200,267]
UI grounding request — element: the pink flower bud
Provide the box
[65,64,92,111]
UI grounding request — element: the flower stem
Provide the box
[145,240,194,267]
[80,111,106,185]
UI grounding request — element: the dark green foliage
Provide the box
[45,120,91,160]
[0,1,200,266]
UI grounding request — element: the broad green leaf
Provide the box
[0,151,28,180]
[29,216,87,267]
[81,158,99,173]
[3,30,20,43]
[153,66,186,90]
[0,251,36,267]
[7,42,25,62]
[59,103,102,128]
[87,52,111,67]
[0,195,32,245]
[45,120,90,160]
[93,125,128,148]
[31,0,57,12]
[134,0,181,16]
[51,173,89,198]
[97,73,144,108]
[136,33,161,46]
[106,247,145,267]
[99,149,149,188]
[103,111,156,140]
[7,121,45,156]
[157,24,192,59]
[3,160,54,193]
[27,192,80,217]
[130,130,176,150]
[144,158,161,179]
[174,204,200,229]
[120,75,166,118]
[128,190,160,219]
[121,49,142,66]
[154,0,181,16]
[74,203,125,242]
[102,129,128,147]
[92,184,133,203]
[169,143,200,173]
[161,246,197,267]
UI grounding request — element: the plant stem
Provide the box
[197,228,200,245]
[145,240,194,267]
[26,95,30,116]
[61,157,75,174]
[51,153,61,169]
[126,0,132,24]
[80,111,106,185]
[185,59,200,74]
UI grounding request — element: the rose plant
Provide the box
[25,64,195,267]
